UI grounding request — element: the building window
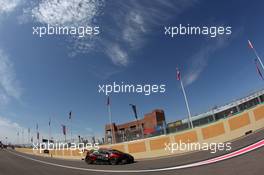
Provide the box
[130,125,136,130]
[106,130,111,135]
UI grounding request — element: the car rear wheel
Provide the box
[109,158,119,165]
[85,157,93,164]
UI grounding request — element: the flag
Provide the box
[248,40,254,49]
[36,123,38,130]
[31,137,33,143]
[69,111,72,120]
[129,104,138,120]
[37,132,39,140]
[255,59,264,80]
[176,68,181,81]
[62,125,66,135]
[48,118,51,126]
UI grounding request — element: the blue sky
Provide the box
[0,0,264,143]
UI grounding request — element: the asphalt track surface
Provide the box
[1,130,264,175]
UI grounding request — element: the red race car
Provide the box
[85,148,134,165]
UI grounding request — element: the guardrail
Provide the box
[16,104,264,159]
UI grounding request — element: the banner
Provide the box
[62,125,66,135]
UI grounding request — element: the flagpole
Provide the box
[253,47,264,71]
[17,131,19,145]
[36,123,39,146]
[177,67,193,129]
[70,117,72,143]
[129,104,144,138]
[108,103,114,143]
[65,127,67,143]
[69,112,72,143]
[107,96,114,144]
[22,129,24,146]
[28,128,30,145]
[64,128,66,143]
[249,40,264,71]
[180,79,193,129]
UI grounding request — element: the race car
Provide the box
[85,148,134,165]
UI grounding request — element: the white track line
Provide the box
[7,139,264,173]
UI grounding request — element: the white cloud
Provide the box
[26,0,104,62]
[0,115,68,144]
[0,49,21,105]
[122,10,146,48]
[26,0,197,69]
[184,36,231,86]
[46,0,197,67]
[31,0,104,26]
[0,116,23,144]
[105,44,129,66]
[0,0,21,14]
[99,0,197,67]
